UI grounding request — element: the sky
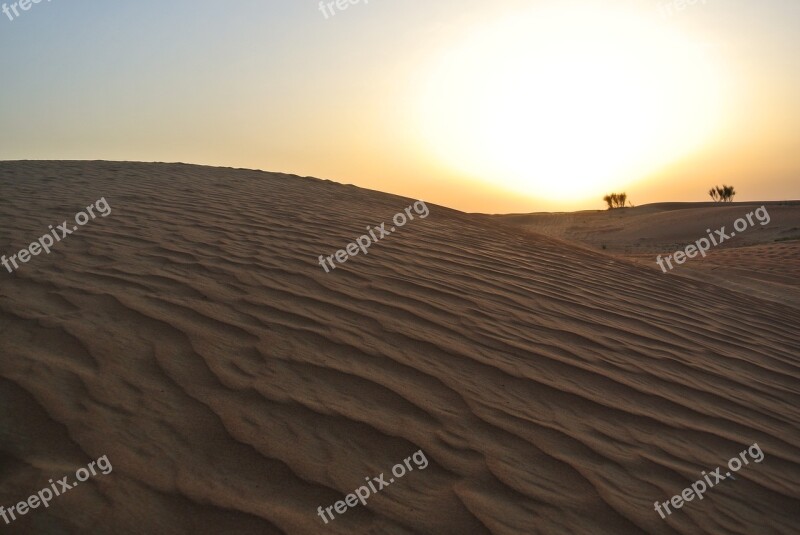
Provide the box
[1,0,798,213]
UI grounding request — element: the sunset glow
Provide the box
[0,0,797,212]
[417,4,731,201]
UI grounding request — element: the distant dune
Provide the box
[495,202,800,308]
[0,161,798,534]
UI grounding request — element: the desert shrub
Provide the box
[709,184,736,202]
[603,193,630,209]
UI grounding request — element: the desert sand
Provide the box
[495,203,800,308]
[0,161,798,534]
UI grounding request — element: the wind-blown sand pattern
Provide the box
[496,202,800,307]
[0,161,798,534]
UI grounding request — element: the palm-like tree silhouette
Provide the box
[603,193,629,209]
[709,185,736,202]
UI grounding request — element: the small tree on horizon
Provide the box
[603,192,630,209]
[709,184,736,202]
[723,184,736,202]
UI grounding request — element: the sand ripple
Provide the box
[0,161,798,534]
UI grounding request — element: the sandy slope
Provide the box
[495,203,800,308]
[0,161,798,534]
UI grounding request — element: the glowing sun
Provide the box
[417,2,730,202]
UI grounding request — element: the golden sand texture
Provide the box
[496,203,800,307]
[0,161,798,534]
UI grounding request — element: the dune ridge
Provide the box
[0,161,798,534]
[495,203,800,308]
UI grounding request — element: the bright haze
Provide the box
[0,0,798,212]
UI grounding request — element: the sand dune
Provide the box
[1,161,799,534]
[496,203,800,308]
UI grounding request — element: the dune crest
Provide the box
[0,161,798,534]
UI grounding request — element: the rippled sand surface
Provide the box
[1,161,798,534]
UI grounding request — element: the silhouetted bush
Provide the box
[709,185,736,202]
[603,193,630,209]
